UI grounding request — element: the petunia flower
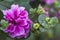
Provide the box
[46,0,54,5]
[2,4,32,38]
[40,0,54,5]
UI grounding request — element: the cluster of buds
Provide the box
[45,17,58,28]
[37,5,45,15]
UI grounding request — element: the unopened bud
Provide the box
[33,23,40,29]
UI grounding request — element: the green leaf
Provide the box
[38,14,46,24]
[49,17,58,25]
[0,5,7,10]
[0,0,3,2]
[15,0,29,3]
[0,19,8,30]
[38,15,58,28]
[6,37,12,40]
[38,14,49,28]
[14,0,29,6]
[20,0,29,3]
[0,30,8,40]
[26,32,37,40]
[20,2,31,10]
[39,27,47,32]
[4,0,14,2]
[54,2,60,9]
[47,30,53,38]
[0,1,13,10]
[14,0,31,10]
[29,8,36,14]
[55,23,60,35]
[0,30,13,40]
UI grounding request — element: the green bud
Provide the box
[33,23,40,29]
[48,17,58,28]
[49,17,58,25]
[45,17,50,22]
[48,21,51,24]
[37,5,45,15]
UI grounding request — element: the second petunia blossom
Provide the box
[2,4,32,38]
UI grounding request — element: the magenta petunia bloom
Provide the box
[2,4,32,38]
[41,0,54,5]
[46,0,54,5]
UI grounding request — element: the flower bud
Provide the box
[45,17,50,22]
[33,23,40,29]
[48,17,58,25]
[48,21,51,24]
[37,5,45,15]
